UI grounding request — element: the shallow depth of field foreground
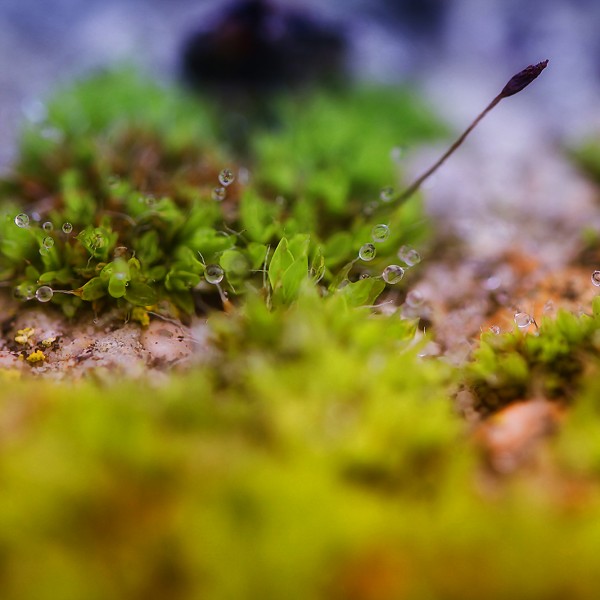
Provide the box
[3,2,600,598]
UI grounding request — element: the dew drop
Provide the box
[405,290,424,308]
[382,264,405,284]
[17,284,36,301]
[14,213,29,228]
[218,168,235,187]
[489,325,501,335]
[398,245,421,267]
[359,273,371,280]
[62,222,73,234]
[42,236,54,249]
[42,221,53,232]
[35,285,53,303]
[358,243,376,262]
[39,247,49,257]
[212,187,227,202]
[514,312,532,329]
[380,187,395,203]
[371,224,390,243]
[92,234,105,249]
[205,264,224,284]
[592,270,600,287]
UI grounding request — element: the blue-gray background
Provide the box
[1,0,599,169]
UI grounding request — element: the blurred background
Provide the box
[2,0,600,227]
[2,0,599,146]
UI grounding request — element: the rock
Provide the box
[474,399,563,474]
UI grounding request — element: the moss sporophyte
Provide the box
[396,60,549,202]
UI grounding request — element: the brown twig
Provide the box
[396,60,549,203]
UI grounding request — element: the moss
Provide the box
[465,298,600,412]
[0,69,444,317]
[570,137,600,184]
[6,66,600,598]
[2,292,600,597]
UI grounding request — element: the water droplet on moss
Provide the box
[212,187,227,202]
[218,168,235,187]
[205,264,224,284]
[62,222,73,234]
[14,213,29,228]
[358,243,376,261]
[16,284,36,301]
[42,236,54,249]
[359,273,371,280]
[39,247,49,256]
[398,245,421,267]
[42,221,53,232]
[380,187,395,203]
[371,224,390,243]
[382,265,405,284]
[592,271,600,287]
[489,325,501,334]
[92,234,105,248]
[514,312,532,329]
[405,290,424,307]
[35,286,53,302]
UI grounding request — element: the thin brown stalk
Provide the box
[396,60,549,203]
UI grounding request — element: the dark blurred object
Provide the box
[180,0,347,93]
[375,0,447,37]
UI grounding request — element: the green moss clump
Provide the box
[465,298,600,412]
[0,69,444,317]
[570,137,600,184]
[3,290,600,598]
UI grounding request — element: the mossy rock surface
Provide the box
[3,68,600,598]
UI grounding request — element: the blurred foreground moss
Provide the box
[5,68,600,599]
[3,290,600,598]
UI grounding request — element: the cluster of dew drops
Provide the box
[14,212,74,303]
[12,168,239,302]
[356,167,423,286]
[204,168,238,285]
[357,198,422,287]
[211,168,235,203]
[497,268,600,335]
